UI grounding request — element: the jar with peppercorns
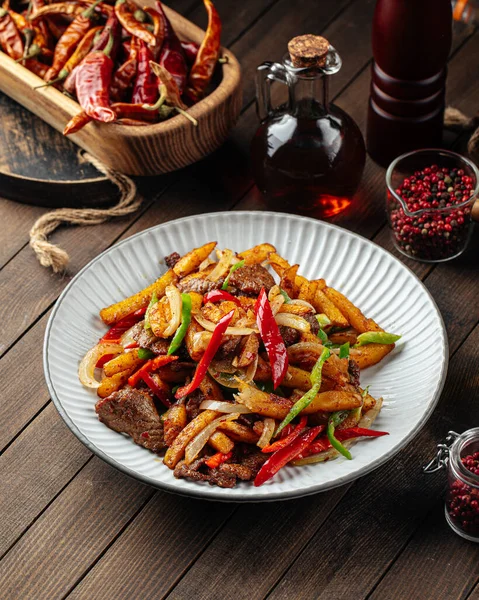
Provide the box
[424,429,479,542]
[386,149,479,262]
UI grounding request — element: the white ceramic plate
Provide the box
[44,211,448,502]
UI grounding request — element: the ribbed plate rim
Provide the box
[43,211,448,502]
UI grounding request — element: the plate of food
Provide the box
[44,211,448,501]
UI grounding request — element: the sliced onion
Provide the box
[288,299,315,310]
[199,257,216,271]
[191,330,212,355]
[78,343,123,388]
[208,352,258,388]
[199,400,252,413]
[120,324,138,348]
[270,294,285,316]
[275,313,311,332]
[194,314,256,336]
[184,413,239,464]
[268,285,282,301]
[207,249,233,282]
[257,417,276,448]
[162,285,182,337]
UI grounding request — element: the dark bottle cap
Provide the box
[288,35,330,68]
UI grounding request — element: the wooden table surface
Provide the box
[1,1,479,598]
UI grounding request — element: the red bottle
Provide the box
[367,0,453,166]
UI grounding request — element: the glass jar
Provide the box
[424,429,479,542]
[250,35,366,218]
[386,149,479,262]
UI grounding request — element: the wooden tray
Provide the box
[0,3,242,176]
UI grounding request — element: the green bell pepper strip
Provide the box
[144,291,158,330]
[339,341,350,359]
[275,347,331,437]
[327,411,353,460]
[355,331,401,346]
[138,348,155,360]
[221,260,245,290]
[315,313,331,328]
[279,288,291,303]
[167,293,192,355]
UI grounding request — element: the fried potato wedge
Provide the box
[164,409,219,468]
[218,420,259,444]
[269,252,309,292]
[324,287,381,333]
[163,402,187,446]
[350,344,394,369]
[280,264,299,298]
[103,351,145,377]
[311,287,349,328]
[360,388,378,412]
[199,373,225,401]
[235,382,362,419]
[100,269,177,325]
[328,327,358,345]
[173,242,217,278]
[208,431,234,453]
[238,243,276,265]
[298,280,318,304]
[97,366,137,398]
[185,319,211,362]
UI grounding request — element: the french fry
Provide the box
[269,252,309,291]
[324,287,381,333]
[199,373,224,401]
[208,431,235,453]
[103,351,145,377]
[163,402,187,446]
[173,242,217,278]
[350,344,394,369]
[312,287,349,329]
[280,264,299,298]
[298,280,318,304]
[100,269,177,325]
[164,410,219,468]
[328,327,358,345]
[97,366,137,398]
[218,420,259,444]
[360,388,378,412]
[238,243,276,265]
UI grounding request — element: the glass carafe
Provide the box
[250,36,366,218]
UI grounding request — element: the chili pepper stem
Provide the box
[103,32,114,57]
[82,0,102,20]
[174,107,198,126]
[142,84,167,111]
[16,43,41,63]
[218,55,228,63]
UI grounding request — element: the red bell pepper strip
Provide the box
[261,416,309,453]
[100,307,146,343]
[205,451,232,469]
[255,287,288,390]
[203,290,241,306]
[296,427,389,460]
[141,371,171,408]
[175,309,235,399]
[128,354,178,387]
[254,425,323,487]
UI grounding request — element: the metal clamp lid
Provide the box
[423,431,460,474]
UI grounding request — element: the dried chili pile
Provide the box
[0,0,222,133]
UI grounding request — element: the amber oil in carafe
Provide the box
[251,35,366,217]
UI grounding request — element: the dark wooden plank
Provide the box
[67,495,234,600]
[0,312,49,451]
[0,403,91,556]
[167,488,350,600]
[468,582,479,600]
[368,502,479,600]
[0,459,153,600]
[0,199,46,268]
[265,324,479,600]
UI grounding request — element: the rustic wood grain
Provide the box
[0,458,153,600]
[0,403,91,556]
[368,502,479,600]
[0,3,242,176]
[266,324,479,600]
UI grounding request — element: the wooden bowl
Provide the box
[0,2,242,176]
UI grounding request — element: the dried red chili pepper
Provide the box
[153,1,187,93]
[112,102,159,121]
[0,8,24,60]
[75,33,116,122]
[29,0,55,50]
[114,117,150,126]
[114,0,156,46]
[44,0,101,81]
[26,58,48,78]
[186,0,221,102]
[57,25,102,81]
[110,34,139,101]
[205,451,232,469]
[149,61,186,109]
[180,40,199,64]
[128,354,178,387]
[144,5,165,59]
[31,3,86,21]
[261,416,309,453]
[131,41,158,104]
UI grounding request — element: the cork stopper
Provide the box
[288,35,330,68]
